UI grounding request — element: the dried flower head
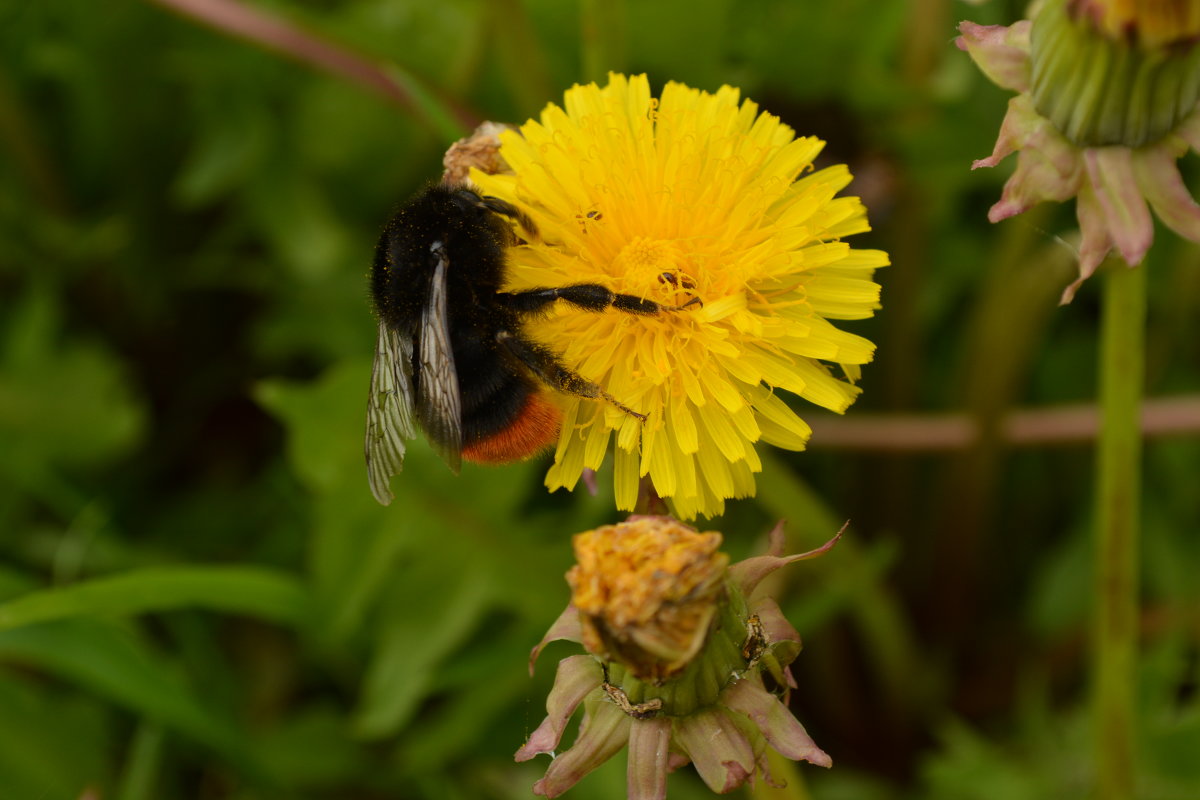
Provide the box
[568,517,729,682]
[442,121,516,184]
[472,74,886,518]
[520,516,839,799]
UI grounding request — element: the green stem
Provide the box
[147,0,478,138]
[632,476,666,516]
[580,0,628,84]
[900,0,948,85]
[1094,261,1145,800]
[489,0,555,113]
[116,722,165,800]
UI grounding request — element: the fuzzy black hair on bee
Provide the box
[365,184,693,505]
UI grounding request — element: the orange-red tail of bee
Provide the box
[462,392,562,464]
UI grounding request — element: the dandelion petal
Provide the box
[990,165,1077,219]
[722,679,832,768]
[517,655,603,761]
[533,703,631,798]
[974,96,1038,172]
[729,526,844,597]
[627,717,672,800]
[752,596,802,646]
[765,519,787,557]
[529,604,584,674]
[673,708,758,793]
[1063,183,1114,303]
[1084,147,1153,267]
[1178,110,1200,152]
[1133,145,1200,243]
[956,20,1032,92]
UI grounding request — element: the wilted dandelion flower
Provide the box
[519,516,837,799]
[471,74,886,519]
[959,0,1200,302]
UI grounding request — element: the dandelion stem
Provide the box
[115,722,165,800]
[145,0,476,139]
[580,0,628,84]
[1093,260,1144,800]
[633,476,667,516]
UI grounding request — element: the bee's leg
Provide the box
[465,194,540,242]
[495,331,647,420]
[476,196,538,236]
[449,187,540,241]
[498,284,700,314]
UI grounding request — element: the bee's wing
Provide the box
[415,240,463,473]
[365,320,418,505]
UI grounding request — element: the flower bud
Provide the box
[520,517,840,799]
[959,0,1200,301]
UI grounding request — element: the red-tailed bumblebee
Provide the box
[365,184,693,505]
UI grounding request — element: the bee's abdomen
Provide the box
[461,389,561,464]
[454,331,561,462]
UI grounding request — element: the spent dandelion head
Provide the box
[520,516,838,799]
[471,74,887,519]
[959,0,1200,302]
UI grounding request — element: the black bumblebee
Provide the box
[365,184,693,505]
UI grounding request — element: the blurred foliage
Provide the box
[1,1,1198,799]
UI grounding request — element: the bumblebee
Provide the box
[365,184,688,505]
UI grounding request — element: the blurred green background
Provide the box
[1,1,1198,798]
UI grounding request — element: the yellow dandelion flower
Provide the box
[472,74,887,518]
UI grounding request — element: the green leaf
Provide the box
[0,565,312,633]
[397,628,532,770]
[0,619,262,776]
[256,362,412,644]
[0,286,144,470]
[246,158,349,282]
[1025,524,1091,638]
[255,706,370,790]
[172,104,268,207]
[352,549,491,739]
[0,669,110,800]
[255,363,370,495]
[756,450,924,715]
